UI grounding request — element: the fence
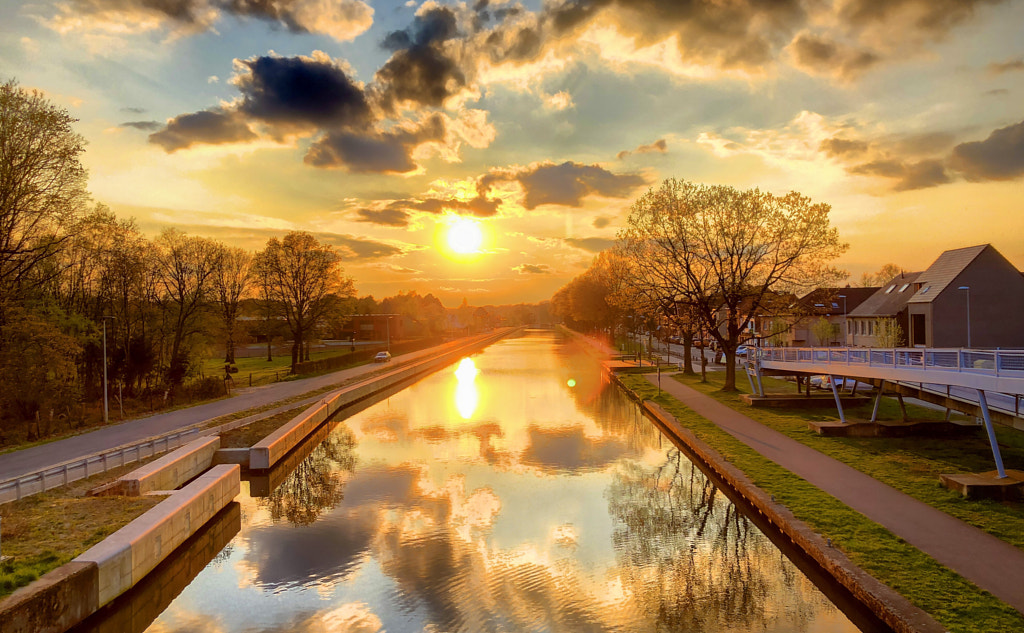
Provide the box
[0,427,204,504]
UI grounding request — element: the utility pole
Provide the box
[101,316,116,425]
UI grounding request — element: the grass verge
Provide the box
[0,461,166,599]
[620,374,1024,633]
[217,405,311,448]
[680,372,1024,550]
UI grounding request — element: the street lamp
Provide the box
[838,294,847,346]
[101,316,116,424]
[958,286,971,348]
[386,315,392,353]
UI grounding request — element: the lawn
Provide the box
[0,460,166,598]
[620,374,1024,633]
[200,347,359,386]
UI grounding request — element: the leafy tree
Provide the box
[874,317,905,348]
[618,178,846,391]
[811,316,839,346]
[254,231,353,372]
[0,79,89,328]
[551,251,622,333]
[0,305,81,438]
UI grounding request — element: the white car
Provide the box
[374,351,392,363]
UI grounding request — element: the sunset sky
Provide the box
[2,0,1022,305]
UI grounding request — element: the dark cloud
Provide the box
[513,264,552,274]
[395,195,502,218]
[374,43,467,109]
[950,119,1024,181]
[373,6,468,110]
[354,208,410,227]
[321,234,404,260]
[481,161,644,209]
[789,32,880,80]
[564,237,615,252]
[381,5,459,51]
[121,120,162,131]
[304,113,447,173]
[848,158,952,190]
[987,56,1024,74]
[985,88,1009,97]
[120,106,146,114]
[234,54,372,129]
[616,138,667,160]
[148,109,257,152]
[592,216,611,229]
[819,137,869,157]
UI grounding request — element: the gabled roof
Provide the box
[907,244,989,304]
[848,271,923,318]
[791,287,878,316]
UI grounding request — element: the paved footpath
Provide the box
[646,373,1024,614]
[0,337,489,483]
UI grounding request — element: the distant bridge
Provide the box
[746,346,1024,478]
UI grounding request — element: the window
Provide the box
[868,321,874,335]
[885,285,896,294]
[919,285,931,294]
[899,283,910,292]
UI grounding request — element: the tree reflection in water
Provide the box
[262,428,357,525]
[608,448,823,632]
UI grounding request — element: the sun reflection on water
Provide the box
[454,357,479,420]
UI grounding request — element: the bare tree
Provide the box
[618,179,846,391]
[212,246,251,364]
[253,231,353,373]
[0,79,89,327]
[859,263,902,287]
[153,229,222,389]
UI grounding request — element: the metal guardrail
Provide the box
[756,346,1024,378]
[0,427,203,504]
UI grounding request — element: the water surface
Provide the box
[89,330,871,633]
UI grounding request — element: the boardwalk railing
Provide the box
[0,427,203,504]
[755,346,1024,377]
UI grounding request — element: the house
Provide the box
[343,314,407,342]
[766,287,878,347]
[905,244,1024,348]
[846,244,1024,348]
[846,271,921,347]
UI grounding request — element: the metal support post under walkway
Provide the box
[977,389,1007,479]
[830,375,846,424]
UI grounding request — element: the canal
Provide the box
[76,329,884,632]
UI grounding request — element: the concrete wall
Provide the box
[74,464,239,606]
[117,436,221,496]
[0,561,98,633]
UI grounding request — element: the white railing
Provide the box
[754,346,1024,379]
[0,427,202,504]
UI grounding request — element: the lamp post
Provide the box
[101,316,116,424]
[838,294,847,346]
[386,315,391,353]
[958,286,971,348]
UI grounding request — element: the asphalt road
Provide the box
[0,338,483,482]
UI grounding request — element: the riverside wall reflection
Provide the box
[103,329,875,633]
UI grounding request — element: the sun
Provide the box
[447,217,483,254]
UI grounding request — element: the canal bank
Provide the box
[0,328,522,633]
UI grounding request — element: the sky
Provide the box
[2,0,1023,306]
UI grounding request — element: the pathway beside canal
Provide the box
[646,372,1024,614]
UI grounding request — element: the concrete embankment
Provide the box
[0,465,239,633]
[248,327,519,470]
